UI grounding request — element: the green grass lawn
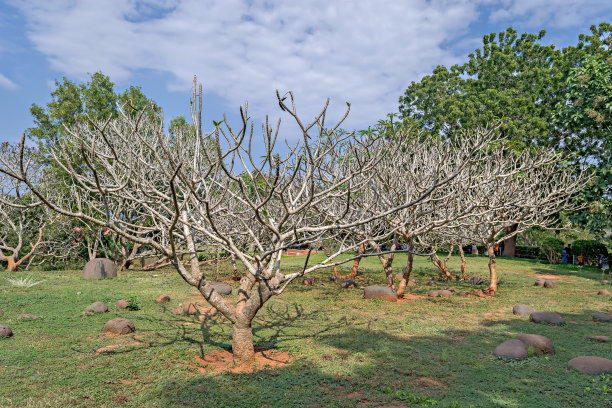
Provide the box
[1,254,611,407]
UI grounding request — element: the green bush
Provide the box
[570,240,608,258]
[540,238,564,264]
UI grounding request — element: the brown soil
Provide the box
[398,294,426,301]
[417,376,447,388]
[524,271,574,282]
[95,341,141,353]
[190,347,292,373]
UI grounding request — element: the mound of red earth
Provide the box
[156,294,171,303]
[303,277,315,285]
[340,279,357,289]
[597,289,611,296]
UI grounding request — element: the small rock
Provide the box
[329,275,337,282]
[592,312,611,323]
[494,339,528,360]
[513,304,535,316]
[18,314,41,320]
[530,311,565,325]
[86,302,108,314]
[428,290,440,297]
[597,289,611,295]
[567,356,612,375]
[514,333,555,355]
[0,325,13,338]
[543,280,556,288]
[340,279,357,289]
[210,282,232,295]
[363,286,398,302]
[427,280,436,286]
[586,335,610,343]
[183,303,199,315]
[437,290,453,297]
[468,276,484,285]
[103,318,135,335]
[76,292,82,295]
[156,294,171,303]
[534,279,544,287]
[116,299,130,310]
[303,277,315,285]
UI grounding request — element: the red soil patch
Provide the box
[524,271,573,282]
[398,294,426,301]
[417,376,447,388]
[191,347,292,373]
[464,289,492,298]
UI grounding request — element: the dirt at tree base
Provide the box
[191,347,292,373]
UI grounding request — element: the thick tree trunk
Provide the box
[396,243,414,297]
[502,224,518,257]
[231,323,255,365]
[487,243,497,294]
[431,246,454,279]
[458,245,467,279]
[5,257,16,272]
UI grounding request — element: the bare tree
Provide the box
[0,81,450,364]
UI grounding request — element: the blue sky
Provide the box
[0,0,610,144]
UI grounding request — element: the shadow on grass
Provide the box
[136,305,611,408]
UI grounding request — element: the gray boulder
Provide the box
[597,289,611,295]
[82,258,117,279]
[514,333,555,354]
[468,276,484,285]
[103,318,135,335]
[86,302,108,313]
[513,304,535,316]
[543,280,556,288]
[530,311,565,325]
[494,339,528,360]
[534,278,545,287]
[592,312,611,323]
[0,325,12,338]
[567,356,612,375]
[363,286,398,302]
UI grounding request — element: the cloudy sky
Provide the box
[0,0,610,143]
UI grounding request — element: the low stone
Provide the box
[82,258,117,280]
[116,299,130,310]
[340,279,357,289]
[103,318,135,335]
[303,277,315,285]
[514,333,555,354]
[513,304,535,316]
[534,279,544,287]
[468,276,484,285]
[543,280,556,288]
[363,285,398,302]
[586,335,610,343]
[597,289,611,295]
[567,356,612,375]
[329,275,337,282]
[494,339,528,360]
[438,290,453,297]
[592,312,611,323]
[18,313,41,320]
[183,303,198,315]
[86,302,108,313]
[427,280,436,286]
[428,290,440,297]
[156,294,171,303]
[530,311,565,325]
[0,325,13,338]
[210,282,232,295]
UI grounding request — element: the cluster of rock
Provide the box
[534,278,556,288]
[494,333,555,360]
[428,288,455,298]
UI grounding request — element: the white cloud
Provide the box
[12,0,482,131]
[489,0,612,28]
[0,72,17,90]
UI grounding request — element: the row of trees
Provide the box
[0,77,585,363]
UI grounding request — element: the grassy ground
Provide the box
[0,254,611,408]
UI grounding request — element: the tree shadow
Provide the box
[139,307,612,408]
